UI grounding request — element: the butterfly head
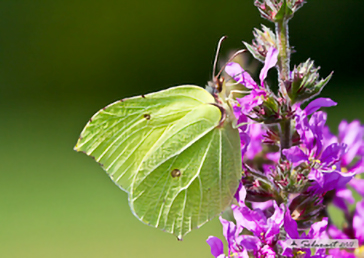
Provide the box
[206,76,224,95]
[206,36,246,101]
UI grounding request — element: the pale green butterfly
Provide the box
[74,37,245,240]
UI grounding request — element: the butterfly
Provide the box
[74,37,244,240]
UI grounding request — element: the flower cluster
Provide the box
[207,185,285,258]
[206,0,364,257]
[328,200,364,257]
[207,184,333,257]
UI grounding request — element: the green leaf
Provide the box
[74,85,242,240]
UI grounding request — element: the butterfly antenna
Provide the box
[215,49,247,79]
[212,36,228,81]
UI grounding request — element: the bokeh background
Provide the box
[1,1,364,257]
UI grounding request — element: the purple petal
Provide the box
[240,132,251,159]
[324,171,355,190]
[336,188,355,203]
[236,89,266,114]
[322,126,337,147]
[307,111,327,154]
[329,249,355,258]
[265,203,285,243]
[307,217,328,239]
[269,202,285,226]
[339,120,364,165]
[206,236,225,258]
[238,235,260,251]
[251,200,273,210]
[320,143,347,165]
[245,123,264,160]
[348,159,364,175]
[259,47,278,86]
[313,171,355,193]
[225,62,257,89]
[304,98,337,116]
[332,196,349,213]
[266,152,280,163]
[237,111,248,131]
[219,217,237,249]
[283,208,299,239]
[332,188,354,213]
[328,224,349,239]
[232,205,266,236]
[308,168,324,188]
[339,120,363,147]
[282,146,308,164]
[353,200,364,243]
[233,104,242,121]
[278,240,294,257]
[234,183,247,207]
[349,178,364,197]
[260,245,276,258]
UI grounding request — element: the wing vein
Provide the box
[133,118,216,189]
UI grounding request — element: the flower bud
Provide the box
[254,0,304,22]
[244,25,277,63]
[289,193,325,230]
[287,59,333,104]
[251,94,284,124]
[242,167,275,202]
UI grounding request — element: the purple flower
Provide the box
[323,120,364,174]
[226,47,278,90]
[322,119,364,200]
[280,209,330,257]
[284,103,354,193]
[232,200,284,245]
[226,46,278,117]
[231,105,268,164]
[236,89,266,114]
[206,185,284,258]
[233,186,284,256]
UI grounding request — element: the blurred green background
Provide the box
[1,1,364,257]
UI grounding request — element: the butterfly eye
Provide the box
[171,169,182,178]
[143,114,151,120]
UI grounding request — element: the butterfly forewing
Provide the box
[74,86,216,193]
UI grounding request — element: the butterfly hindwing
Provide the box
[130,107,242,239]
[74,85,242,239]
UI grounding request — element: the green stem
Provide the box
[276,18,291,98]
[280,118,292,154]
[276,17,291,258]
[276,18,292,154]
